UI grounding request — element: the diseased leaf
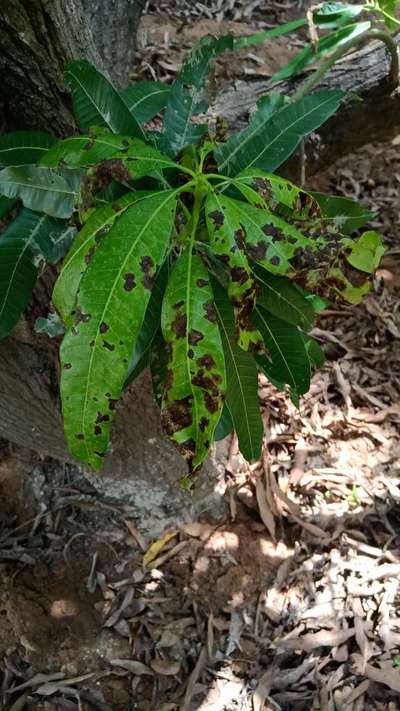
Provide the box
[254,265,315,331]
[0,131,56,167]
[0,208,70,338]
[60,191,177,469]
[232,168,320,219]
[53,192,152,326]
[121,81,171,123]
[65,59,145,139]
[125,260,170,387]
[215,91,344,176]
[254,307,311,395]
[0,166,79,218]
[310,191,375,233]
[205,192,265,353]
[212,278,263,461]
[161,248,226,468]
[42,132,179,180]
[162,35,234,157]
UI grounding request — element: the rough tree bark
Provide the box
[0,11,399,532]
[0,0,144,133]
[82,0,146,87]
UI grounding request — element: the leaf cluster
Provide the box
[0,4,386,473]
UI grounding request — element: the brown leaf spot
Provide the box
[171,312,187,338]
[99,322,109,334]
[262,224,284,241]
[188,329,204,346]
[196,278,209,288]
[209,210,224,226]
[173,300,185,310]
[103,340,115,351]
[187,349,194,359]
[108,399,118,411]
[199,416,210,432]
[63,363,72,370]
[231,266,249,284]
[162,396,193,435]
[269,255,281,266]
[75,308,91,324]
[75,433,85,440]
[203,300,217,323]
[204,392,219,414]
[234,228,246,250]
[96,412,110,423]
[123,273,136,291]
[94,425,102,435]
[247,241,267,261]
[197,354,215,370]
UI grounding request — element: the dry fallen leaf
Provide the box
[143,530,178,566]
[150,658,181,676]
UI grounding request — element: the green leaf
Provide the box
[60,190,177,469]
[271,22,370,82]
[234,18,307,49]
[53,192,156,325]
[254,265,315,331]
[345,230,385,273]
[0,131,56,167]
[379,0,399,30]
[213,404,233,441]
[125,259,170,386]
[212,278,263,461]
[121,81,171,123]
[310,191,375,234]
[215,91,345,176]
[65,59,145,139]
[162,35,234,157]
[254,308,311,395]
[205,192,265,353]
[0,208,68,338]
[0,166,79,218]
[304,335,326,369]
[0,196,18,219]
[161,247,226,468]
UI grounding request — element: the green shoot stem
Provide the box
[292,28,399,102]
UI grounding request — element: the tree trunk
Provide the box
[0,0,144,134]
[82,0,146,87]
